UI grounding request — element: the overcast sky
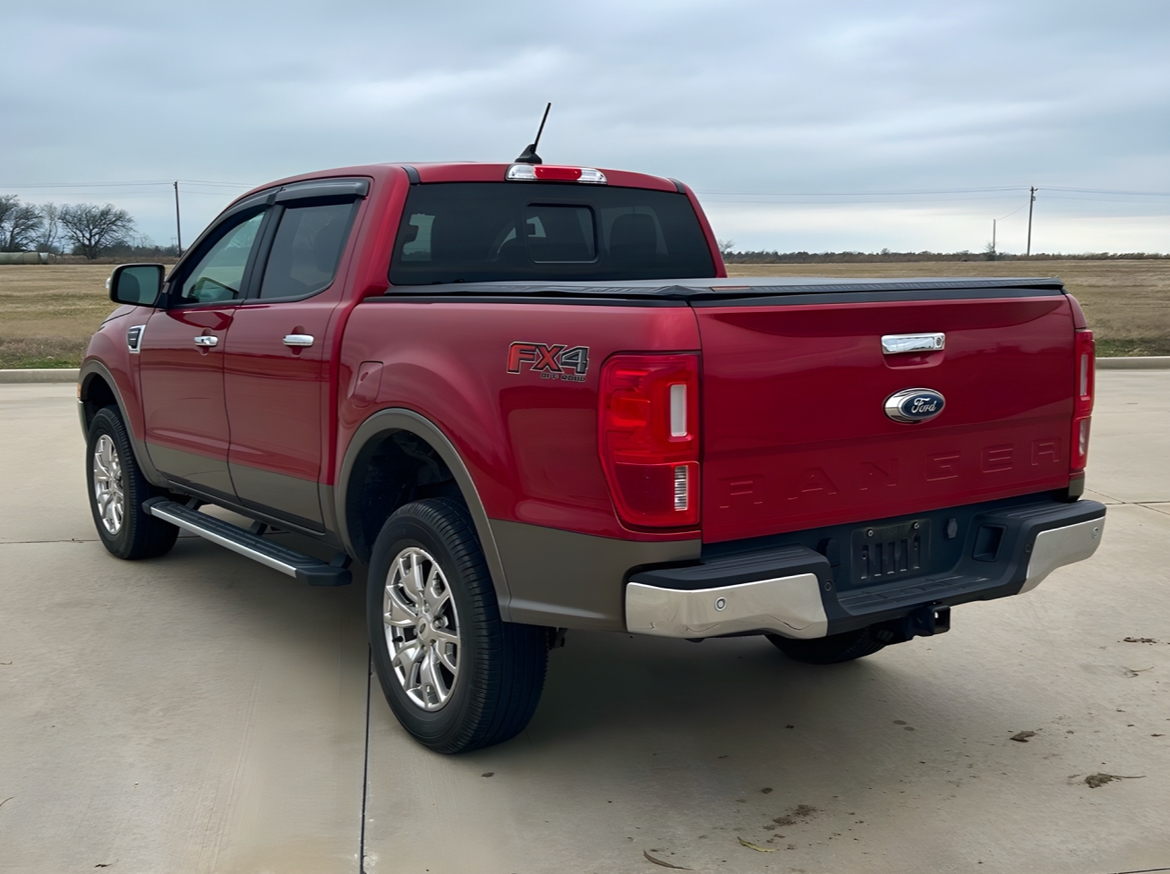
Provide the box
[3,0,1168,253]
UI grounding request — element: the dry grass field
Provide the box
[0,265,119,368]
[1,260,1167,367]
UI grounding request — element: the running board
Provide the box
[144,498,352,586]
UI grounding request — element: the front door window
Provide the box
[180,212,265,304]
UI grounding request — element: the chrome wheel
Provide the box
[92,434,125,535]
[384,547,461,711]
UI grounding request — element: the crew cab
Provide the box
[79,159,1106,752]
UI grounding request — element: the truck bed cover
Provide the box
[383,276,1066,301]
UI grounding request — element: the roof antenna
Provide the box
[514,102,551,165]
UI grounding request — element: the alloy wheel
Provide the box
[384,547,462,710]
[92,434,125,535]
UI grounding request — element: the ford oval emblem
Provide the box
[885,388,946,424]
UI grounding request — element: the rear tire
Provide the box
[367,498,548,753]
[767,627,886,665]
[86,406,179,560]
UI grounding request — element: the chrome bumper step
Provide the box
[144,498,351,586]
[625,499,1106,640]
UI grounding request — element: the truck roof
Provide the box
[241,162,683,202]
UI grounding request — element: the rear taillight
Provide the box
[599,354,699,528]
[1071,328,1094,472]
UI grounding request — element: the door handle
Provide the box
[283,334,315,347]
[193,335,219,347]
[881,333,945,354]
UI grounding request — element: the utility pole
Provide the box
[173,181,182,255]
[1025,186,1036,257]
[992,219,997,256]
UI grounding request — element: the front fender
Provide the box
[78,355,166,488]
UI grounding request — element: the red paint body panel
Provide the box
[87,160,1086,560]
[83,309,148,441]
[221,189,374,499]
[696,296,1076,542]
[138,306,235,492]
[677,180,728,279]
[336,302,701,541]
[222,299,334,477]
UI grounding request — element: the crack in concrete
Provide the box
[359,649,372,874]
[0,539,98,544]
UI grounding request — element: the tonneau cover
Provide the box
[384,276,1066,300]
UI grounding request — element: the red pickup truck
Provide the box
[81,160,1105,752]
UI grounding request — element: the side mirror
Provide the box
[108,264,165,307]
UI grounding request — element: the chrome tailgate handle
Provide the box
[283,334,315,347]
[193,335,219,347]
[882,333,945,354]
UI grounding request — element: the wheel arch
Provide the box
[337,408,514,620]
[77,359,167,487]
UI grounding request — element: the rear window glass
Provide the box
[389,182,715,285]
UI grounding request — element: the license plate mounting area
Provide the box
[851,518,931,586]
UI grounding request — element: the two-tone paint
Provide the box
[80,162,1102,639]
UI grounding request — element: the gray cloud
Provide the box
[3,0,1167,251]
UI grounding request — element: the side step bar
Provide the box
[144,498,352,587]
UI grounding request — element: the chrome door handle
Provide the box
[881,333,945,354]
[193,335,219,347]
[283,334,315,347]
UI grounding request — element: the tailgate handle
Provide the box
[882,333,945,355]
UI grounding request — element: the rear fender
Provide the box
[336,408,514,619]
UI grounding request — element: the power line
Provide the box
[1046,186,1170,197]
[995,203,1028,221]
[1041,193,1170,204]
[697,186,1029,197]
[701,195,1031,206]
[0,179,254,190]
[0,181,175,189]
[178,180,255,188]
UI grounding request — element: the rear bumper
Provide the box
[626,498,1106,639]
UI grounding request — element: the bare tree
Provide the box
[0,195,45,252]
[717,238,737,257]
[36,203,61,253]
[0,195,16,236]
[59,203,136,260]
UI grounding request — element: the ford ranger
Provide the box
[80,159,1105,752]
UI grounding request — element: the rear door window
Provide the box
[258,201,356,300]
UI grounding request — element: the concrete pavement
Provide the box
[1,376,1168,874]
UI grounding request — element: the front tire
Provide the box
[767,627,886,665]
[86,407,178,560]
[367,498,548,753]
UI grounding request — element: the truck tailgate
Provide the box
[696,292,1076,543]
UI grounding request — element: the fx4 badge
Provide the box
[507,342,590,383]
